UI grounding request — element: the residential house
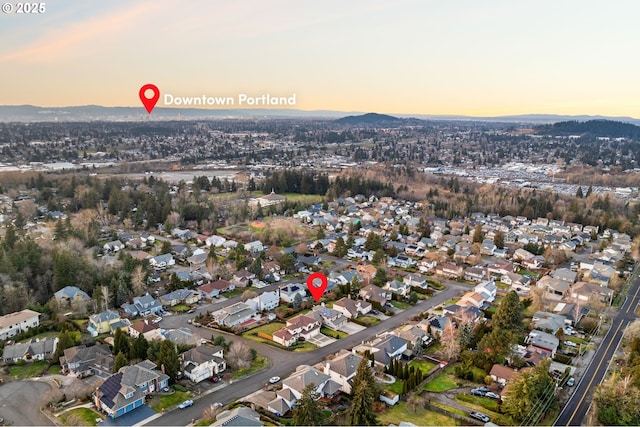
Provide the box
[436,263,464,279]
[273,314,321,347]
[245,241,264,253]
[158,289,201,307]
[232,270,256,288]
[53,286,91,306]
[0,309,40,340]
[475,280,497,303]
[209,280,236,294]
[489,364,518,387]
[443,304,483,323]
[513,248,535,262]
[128,319,160,340]
[525,330,559,358]
[103,240,125,252]
[393,324,429,353]
[531,312,567,334]
[2,337,58,363]
[384,280,411,298]
[356,264,377,283]
[121,294,163,318]
[248,291,280,312]
[324,350,364,394]
[359,284,390,306]
[59,344,114,378]
[311,305,348,331]
[94,361,169,418]
[487,261,517,277]
[212,303,258,328]
[279,284,307,304]
[206,235,226,248]
[149,253,175,269]
[457,291,485,309]
[464,267,486,283]
[213,407,263,427]
[537,276,570,298]
[197,282,221,300]
[163,327,197,346]
[500,272,530,288]
[550,268,578,284]
[427,316,451,337]
[281,365,341,401]
[370,335,409,366]
[88,310,128,337]
[251,191,286,207]
[570,282,614,305]
[404,274,428,289]
[181,345,226,383]
[333,297,372,319]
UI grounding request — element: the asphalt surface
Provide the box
[554,268,640,426]
[145,282,467,426]
[0,380,54,426]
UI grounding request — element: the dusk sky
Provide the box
[1,0,639,117]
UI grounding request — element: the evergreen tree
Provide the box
[349,357,379,425]
[493,291,524,333]
[333,237,348,258]
[54,331,77,360]
[113,351,128,373]
[472,223,484,243]
[402,380,408,395]
[494,230,505,249]
[292,383,322,426]
[113,328,130,356]
[157,340,180,380]
[131,334,149,360]
[576,186,584,198]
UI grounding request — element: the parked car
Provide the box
[162,387,170,392]
[471,388,486,396]
[269,376,281,384]
[178,400,193,409]
[567,377,575,387]
[470,411,490,422]
[153,317,162,324]
[485,391,501,400]
[187,308,196,314]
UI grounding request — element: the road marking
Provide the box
[559,277,640,425]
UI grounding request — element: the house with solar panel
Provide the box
[94,360,169,419]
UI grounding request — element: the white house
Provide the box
[333,297,372,319]
[0,309,40,340]
[181,345,226,383]
[248,291,280,312]
[212,303,258,328]
[324,350,364,394]
[149,253,175,269]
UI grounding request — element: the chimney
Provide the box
[324,361,330,374]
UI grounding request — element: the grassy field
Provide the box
[391,300,411,310]
[430,401,467,417]
[58,407,102,426]
[320,327,347,339]
[454,394,514,425]
[355,315,380,326]
[423,368,458,392]
[225,286,258,298]
[456,394,499,412]
[169,304,191,313]
[282,193,325,205]
[151,391,192,412]
[9,360,48,378]
[48,364,63,375]
[409,359,436,373]
[243,322,285,338]
[233,355,268,379]
[378,401,456,426]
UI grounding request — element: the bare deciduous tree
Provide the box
[131,265,146,296]
[201,403,223,423]
[226,341,253,370]
[241,290,258,302]
[440,321,461,362]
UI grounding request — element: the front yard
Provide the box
[9,360,48,378]
[58,407,102,426]
[423,367,458,392]
[232,355,269,379]
[378,401,456,426]
[150,390,192,412]
[355,315,380,326]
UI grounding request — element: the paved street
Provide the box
[145,283,468,426]
[554,267,640,426]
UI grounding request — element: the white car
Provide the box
[178,400,193,409]
[269,376,281,384]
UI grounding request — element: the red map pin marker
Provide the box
[139,83,160,114]
[307,272,328,303]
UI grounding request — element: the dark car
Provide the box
[470,411,490,423]
[471,388,486,396]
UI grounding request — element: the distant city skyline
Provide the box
[1,1,640,117]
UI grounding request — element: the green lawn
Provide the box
[385,379,404,395]
[423,369,458,392]
[454,394,515,425]
[9,360,48,378]
[233,355,268,379]
[58,407,102,426]
[378,401,456,426]
[243,322,285,338]
[355,315,380,326]
[430,401,467,417]
[456,394,499,412]
[391,300,411,310]
[48,364,63,375]
[169,304,191,313]
[320,327,347,339]
[409,359,436,373]
[225,286,258,298]
[151,391,192,412]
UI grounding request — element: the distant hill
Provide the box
[335,112,402,125]
[535,119,640,138]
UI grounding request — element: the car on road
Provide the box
[178,400,193,409]
[485,391,501,399]
[187,308,196,314]
[153,317,162,324]
[269,376,281,384]
[470,411,490,422]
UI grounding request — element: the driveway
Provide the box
[0,380,54,425]
[339,322,366,335]
[101,404,156,426]
[307,334,336,347]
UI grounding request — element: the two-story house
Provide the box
[333,297,372,319]
[181,345,226,383]
[0,309,40,340]
[323,350,364,394]
[272,314,321,347]
[60,344,114,378]
[88,310,128,337]
[121,294,163,318]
